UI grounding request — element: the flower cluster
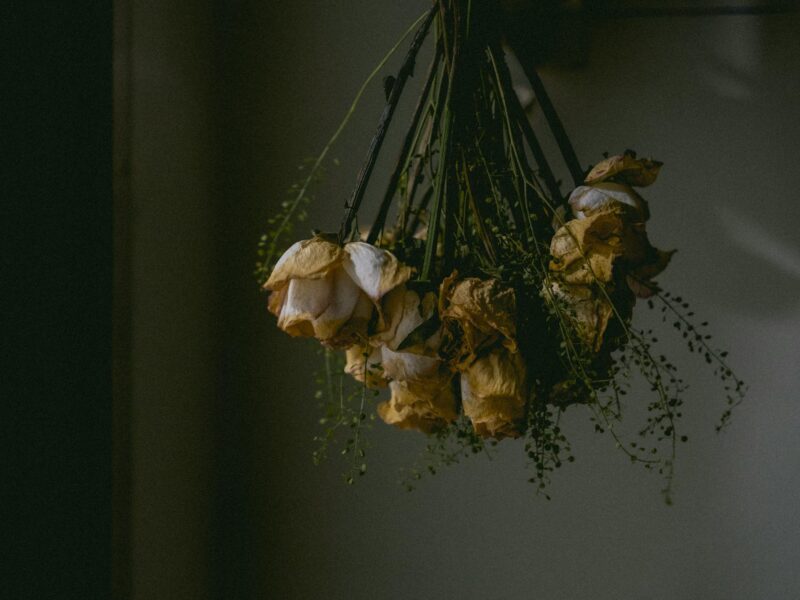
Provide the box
[265,236,529,438]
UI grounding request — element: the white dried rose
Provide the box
[372,286,444,383]
[568,182,648,221]
[264,236,412,346]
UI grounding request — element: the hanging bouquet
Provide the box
[256,1,744,502]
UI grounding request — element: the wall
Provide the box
[126,1,800,598]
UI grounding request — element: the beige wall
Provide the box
[126,2,800,598]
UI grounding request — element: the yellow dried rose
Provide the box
[460,347,527,439]
[550,208,631,285]
[584,153,663,187]
[264,236,412,346]
[439,275,517,368]
[549,205,672,286]
[377,377,457,434]
[547,281,615,353]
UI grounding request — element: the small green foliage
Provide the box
[400,416,487,492]
[311,348,375,485]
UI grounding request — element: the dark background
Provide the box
[5,1,800,599]
[3,2,113,598]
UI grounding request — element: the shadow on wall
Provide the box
[126,2,800,599]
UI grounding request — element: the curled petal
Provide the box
[380,345,442,383]
[569,183,648,221]
[461,348,527,439]
[343,242,413,302]
[264,236,343,291]
[267,287,286,318]
[311,268,363,341]
[276,276,333,337]
[439,277,517,367]
[377,378,456,434]
[344,344,387,389]
[375,286,437,351]
[584,153,663,187]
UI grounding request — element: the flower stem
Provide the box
[513,55,584,187]
[338,6,437,244]
[367,40,442,245]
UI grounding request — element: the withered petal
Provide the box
[343,242,413,302]
[264,236,343,291]
[584,153,663,187]
[460,348,527,440]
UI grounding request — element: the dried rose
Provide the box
[439,275,517,368]
[264,236,412,346]
[550,205,672,289]
[345,285,456,433]
[547,281,615,353]
[584,153,663,187]
[460,347,527,439]
[371,286,444,382]
[550,208,632,285]
[377,377,457,434]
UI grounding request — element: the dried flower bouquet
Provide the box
[256,0,744,501]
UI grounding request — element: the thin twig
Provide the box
[491,44,563,209]
[338,6,437,243]
[513,56,584,187]
[367,41,442,244]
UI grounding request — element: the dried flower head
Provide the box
[264,236,412,346]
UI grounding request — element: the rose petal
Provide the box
[375,287,437,351]
[380,345,441,382]
[377,378,456,434]
[439,277,517,364]
[550,212,622,285]
[584,154,663,187]
[344,344,387,388]
[548,281,614,353]
[460,348,527,439]
[267,287,286,318]
[276,276,333,337]
[343,242,413,302]
[311,268,363,341]
[264,236,343,291]
[569,183,648,221]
